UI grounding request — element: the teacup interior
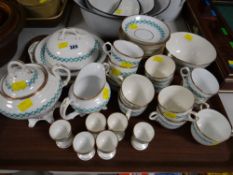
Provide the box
[197,109,232,142]
[145,55,176,78]
[192,68,219,95]
[114,40,144,58]
[74,63,106,99]
[158,85,194,113]
[122,74,155,106]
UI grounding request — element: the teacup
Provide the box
[103,40,144,68]
[49,120,73,149]
[180,67,219,105]
[145,55,176,92]
[118,74,155,118]
[85,112,106,137]
[190,109,233,146]
[107,112,128,141]
[96,130,118,160]
[105,59,138,85]
[73,131,95,161]
[60,63,111,120]
[131,122,155,151]
[156,85,197,122]
[149,108,187,129]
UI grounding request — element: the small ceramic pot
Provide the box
[96,130,118,160]
[180,67,219,104]
[103,40,143,68]
[0,61,70,128]
[131,122,155,151]
[145,55,176,92]
[73,131,95,161]
[190,109,233,146]
[49,120,73,149]
[107,112,128,141]
[149,108,186,130]
[60,63,111,120]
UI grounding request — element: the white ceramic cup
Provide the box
[85,112,106,137]
[103,40,144,68]
[49,120,73,149]
[156,85,197,122]
[180,67,219,104]
[190,109,233,146]
[131,122,155,151]
[119,74,155,118]
[107,112,128,141]
[73,131,95,161]
[96,130,118,160]
[145,55,176,92]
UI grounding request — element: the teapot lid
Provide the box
[1,61,47,99]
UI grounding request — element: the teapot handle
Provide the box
[52,65,71,87]
[7,61,26,75]
[60,97,80,120]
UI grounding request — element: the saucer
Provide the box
[122,15,170,44]
[29,34,107,76]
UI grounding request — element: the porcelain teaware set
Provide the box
[0,14,232,160]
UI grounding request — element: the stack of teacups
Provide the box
[180,67,219,105]
[149,85,197,129]
[145,55,176,92]
[103,40,144,86]
[118,74,155,118]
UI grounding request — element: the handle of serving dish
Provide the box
[59,28,83,40]
[60,97,80,120]
[102,42,113,56]
[7,61,26,75]
[149,111,159,121]
[180,67,190,79]
[52,65,71,87]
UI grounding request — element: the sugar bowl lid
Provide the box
[45,28,97,61]
[1,61,47,99]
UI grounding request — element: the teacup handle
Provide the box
[126,109,132,120]
[149,111,159,121]
[60,97,80,120]
[104,62,124,83]
[186,111,199,122]
[103,62,110,74]
[102,42,113,56]
[52,65,71,87]
[199,102,210,110]
[180,67,191,79]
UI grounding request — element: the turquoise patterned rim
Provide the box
[111,52,139,66]
[124,19,167,41]
[5,70,38,91]
[0,81,62,120]
[72,101,108,114]
[45,40,99,63]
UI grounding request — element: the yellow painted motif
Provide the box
[58,42,68,49]
[228,60,233,65]
[102,87,110,100]
[111,68,121,76]
[12,81,27,91]
[39,0,47,4]
[120,61,134,68]
[163,111,177,119]
[17,98,33,112]
[129,23,138,30]
[152,56,164,63]
[184,33,193,41]
[114,9,123,15]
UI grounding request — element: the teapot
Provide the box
[0,61,71,127]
